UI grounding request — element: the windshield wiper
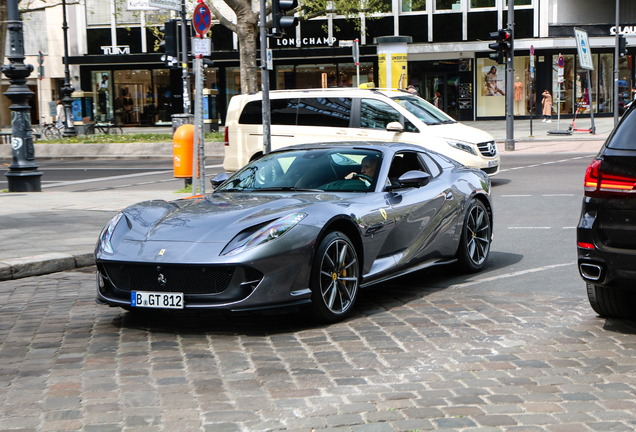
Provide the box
[255,187,323,192]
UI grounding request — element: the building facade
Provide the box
[2,0,636,128]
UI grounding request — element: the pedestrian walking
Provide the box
[542,89,552,123]
[55,100,65,129]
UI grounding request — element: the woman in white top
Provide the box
[55,100,65,129]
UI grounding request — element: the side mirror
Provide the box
[386,121,404,133]
[397,170,430,188]
[210,172,231,189]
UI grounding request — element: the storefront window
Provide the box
[436,0,460,11]
[113,70,152,125]
[598,53,613,113]
[92,71,112,121]
[338,63,374,87]
[277,65,296,90]
[551,54,575,115]
[296,64,337,88]
[476,58,505,117]
[619,56,632,113]
[153,69,172,124]
[204,68,220,126]
[512,56,532,116]
[574,54,598,114]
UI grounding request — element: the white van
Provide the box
[223,88,500,175]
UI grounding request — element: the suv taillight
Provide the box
[585,159,636,198]
[224,126,229,146]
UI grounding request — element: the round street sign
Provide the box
[558,54,564,68]
[193,3,212,36]
[530,45,534,55]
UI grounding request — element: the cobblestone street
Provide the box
[1,266,636,432]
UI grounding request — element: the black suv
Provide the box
[578,104,636,318]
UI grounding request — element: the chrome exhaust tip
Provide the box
[580,263,602,281]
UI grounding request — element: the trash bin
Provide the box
[173,124,194,179]
[171,113,194,135]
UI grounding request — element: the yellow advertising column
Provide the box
[374,36,412,89]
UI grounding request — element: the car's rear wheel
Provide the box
[586,283,636,318]
[310,231,359,322]
[457,198,491,273]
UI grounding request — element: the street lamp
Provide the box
[60,0,78,136]
[1,0,42,192]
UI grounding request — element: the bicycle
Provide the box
[89,118,123,135]
[41,120,62,139]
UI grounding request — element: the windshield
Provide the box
[216,148,383,193]
[391,96,456,125]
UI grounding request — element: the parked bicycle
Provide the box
[41,118,63,139]
[87,118,123,135]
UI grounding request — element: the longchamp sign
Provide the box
[275,37,338,47]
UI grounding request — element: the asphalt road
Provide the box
[1,152,597,300]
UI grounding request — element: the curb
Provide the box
[0,252,95,281]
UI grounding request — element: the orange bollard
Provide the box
[173,124,194,178]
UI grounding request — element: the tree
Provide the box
[208,0,389,94]
[0,0,79,128]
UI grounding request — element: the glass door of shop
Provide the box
[422,73,460,119]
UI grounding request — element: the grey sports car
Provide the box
[95,142,493,322]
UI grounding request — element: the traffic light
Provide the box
[272,0,298,36]
[160,20,179,68]
[619,35,627,58]
[37,51,45,79]
[488,29,512,65]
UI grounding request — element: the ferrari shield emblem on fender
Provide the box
[158,249,166,256]
[380,208,387,220]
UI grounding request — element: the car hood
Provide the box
[120,192,350,243]
[434,121,495,144]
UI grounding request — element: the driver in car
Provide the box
[345,156,378,186]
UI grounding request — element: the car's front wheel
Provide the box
[586,283,636,318]
[309,231,359,322]
[457,198,491,273]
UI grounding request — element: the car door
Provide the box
[386,151,459,269]
[354,98,419,142]
[293,97,353,144]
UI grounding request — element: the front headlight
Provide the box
[98,213,123,254]
[446,139,477,155]
[222,213,307,256]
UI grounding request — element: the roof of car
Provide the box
[244,88,412,98]
[272,141,429,154]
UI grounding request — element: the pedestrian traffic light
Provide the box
[272,0,298,36]
[619,35,627,58]
[160,20,179,68]
[37,51,44,66]
[488,29,512,65]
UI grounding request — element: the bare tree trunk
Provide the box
[235,9,259,94]
[0,1,7,130]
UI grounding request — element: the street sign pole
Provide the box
[557,54,564,130]
[505,0,514,151]
[354,38,360,87]
[260,0,271,155]
[575,27,596,134]
[181,0,191,115]
[529,45,534,137]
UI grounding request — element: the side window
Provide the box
[297,98,351,127]
[238,100,262,124]
[418,153,441,177]
[361,99,401,129]
[270,98,298,125]
[405,118,419,132]
[388,152,426,180]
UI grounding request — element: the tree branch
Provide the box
[208,3,237,33]
[19,0,80,13]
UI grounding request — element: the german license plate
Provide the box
[488,160,499,168]
[131,291,184,309]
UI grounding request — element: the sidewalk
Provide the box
[0,117,610,281]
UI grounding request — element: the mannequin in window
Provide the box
[514,76,524,115]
